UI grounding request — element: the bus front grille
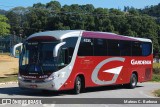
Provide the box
[23,80,45,83]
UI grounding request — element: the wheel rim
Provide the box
[132,76,137,86]
[76,79,81,93]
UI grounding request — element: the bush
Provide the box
[152,63,160,82]
[154,89,160,97]
[152,74,160,82]
[153,67,160,74]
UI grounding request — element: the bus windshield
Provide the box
[20,41,60,74]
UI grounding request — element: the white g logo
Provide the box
[91,57,125,85]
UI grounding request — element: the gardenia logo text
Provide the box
[131,59,151,65]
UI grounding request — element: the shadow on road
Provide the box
[0,85,143,97]
[84,85,143,93]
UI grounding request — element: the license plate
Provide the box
[30,85,37,88]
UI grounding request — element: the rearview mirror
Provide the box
[53,42,66,57]
[13,43,23,58]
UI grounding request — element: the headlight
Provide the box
[44,73,57,82]
[44,72,66,82]
[44,76,54,82]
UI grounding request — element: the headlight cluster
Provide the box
[44,76,54,82]
[44,72,66,82]
[18,74,24,80]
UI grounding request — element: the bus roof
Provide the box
[27,30,83,40]
[83,31,152,42]
[27,30,152,42]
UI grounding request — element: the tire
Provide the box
[73,76,81,94]
[41,90,51,94]
[127,73,138,89]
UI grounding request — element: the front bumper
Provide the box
[18,79,59,91]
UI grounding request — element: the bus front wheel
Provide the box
[73,76,81,94]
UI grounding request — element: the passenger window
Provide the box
[78,37,93,56]
[108,40,120,56]
[119,41,131,56]
[131,42,142,56]
[94,39,107,56]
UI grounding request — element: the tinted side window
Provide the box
[60,37,78,65]
[142,42,152,56]
[131,41,142,56]
[108,40,120,56]
[63,37,78,57]
[94,38,107,56]
[78,37,93,56]
[119,41,131,56]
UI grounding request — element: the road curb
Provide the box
[0,81,18,85]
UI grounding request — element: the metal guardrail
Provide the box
[0,35,24,53]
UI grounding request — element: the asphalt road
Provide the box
[0,82,160,107]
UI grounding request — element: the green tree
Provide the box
[25,7,50,35]
[0,15,10,36]
[46,1,61,13]
[108,8,127,34]
[93,8,110,31]
[4,1,160,51]
[140,16,159,50]
[0,9,6,15]
[6,7,27,37]
[140,3,160,17]
[33,3,46,9]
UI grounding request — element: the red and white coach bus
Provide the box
[18,30,152,94]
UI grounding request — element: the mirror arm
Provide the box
[53,42,66,57]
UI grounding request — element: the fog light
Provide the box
[18,74,24,80]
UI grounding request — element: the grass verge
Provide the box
[0,75,17,83]
[152,63,160,82]
[0,53,10,55]
[154,89,160,97]
[152,63,160,97]
[153,63,160,68]
[152,74,160,82]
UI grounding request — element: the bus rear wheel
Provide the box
[127,73,138,89]
[73,76,82,94]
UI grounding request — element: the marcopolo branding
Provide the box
[21,75,48,79]
[131,59,152,65]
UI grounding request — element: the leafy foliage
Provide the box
[140,3,160,17]
[0,15,10,36]
[0,9,7,15]
[1,1,160,51]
